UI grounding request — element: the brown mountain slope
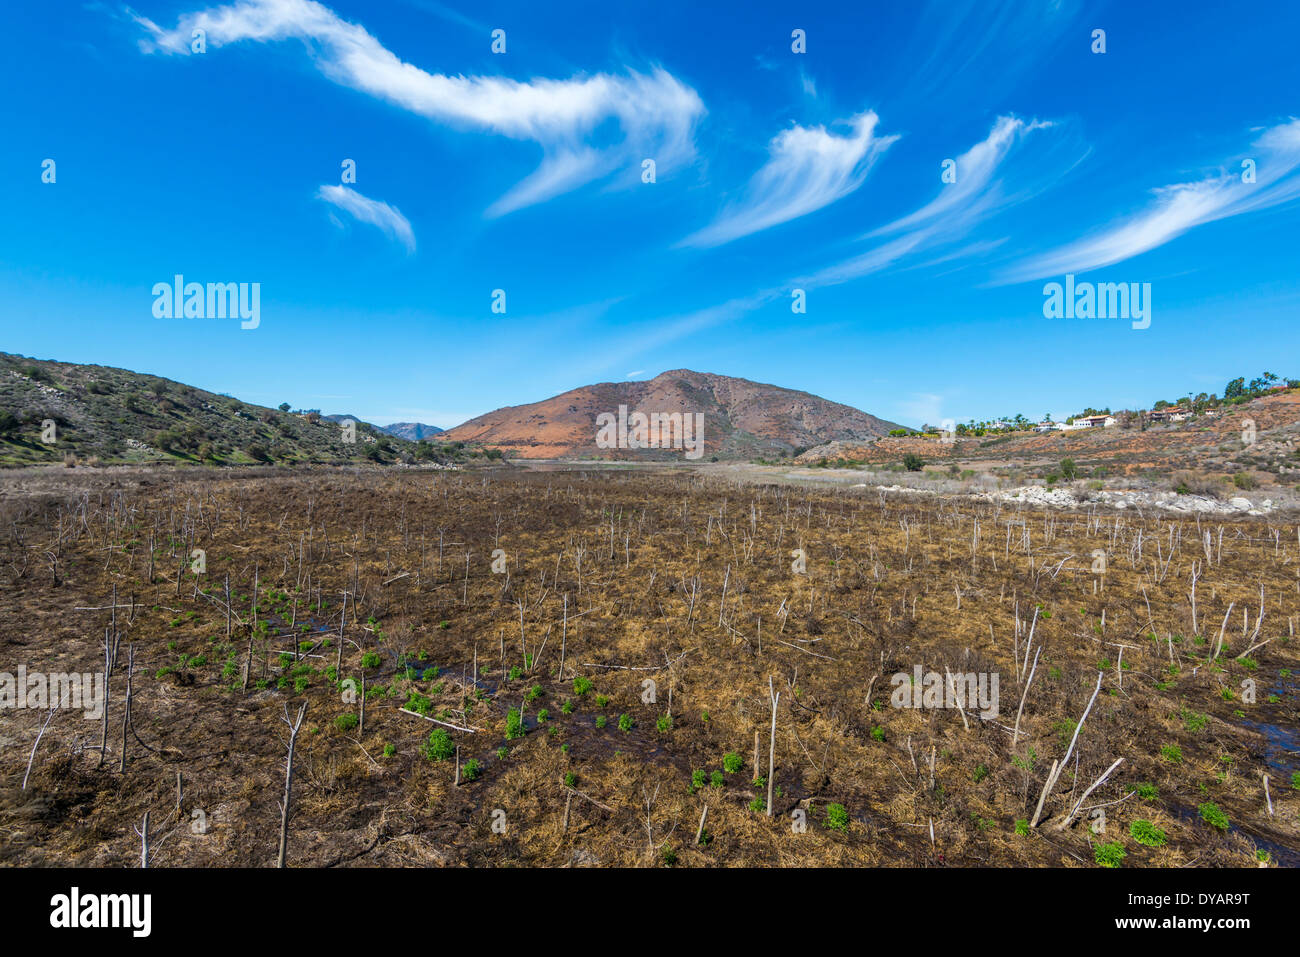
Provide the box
[440,370,905,459]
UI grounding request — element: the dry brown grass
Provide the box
[0,466,1295,867]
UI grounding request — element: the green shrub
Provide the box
[723,752,743,774]
[1052,718,1078,747]
[709,770,724,789]
[595,715,607,729]
[1198,802,1229,831]
[404,690,432,716]
[462,758,482,781]
[421,728,455,761]
[572,676,593,696]
[1094,842,1126,868]
[333,713,359,732]
[1129,819,1167,847]
[690,769,706,792]
[505,708,526,739]
[618,712,634,732]
[1014,818,1029,836]
[824,803,849,831]
[1011,748,1038,771]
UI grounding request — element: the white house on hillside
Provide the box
[1077,414,1116,428]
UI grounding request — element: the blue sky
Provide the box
[2,0,1298,429]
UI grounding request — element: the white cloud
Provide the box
[132,0,705,214]
[603,117,1051,361]
[1000,118,1300,282]
[586,290,780,374]
[317,184,416,252]
[680,111,897,247]
[799,115,1047,287]
[397,0,487,34]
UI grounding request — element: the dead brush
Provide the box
[0,466,1296,867]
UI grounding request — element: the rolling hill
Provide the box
[794,389,1300,484]
[439,369,906,459]
[0,353,423,467]
[380,422,444,441]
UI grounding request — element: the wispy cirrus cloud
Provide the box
[317,185,415,252]
[868,116,1050,239]
[587,290,781,375]
[129,0,705,215]
[680,111,897,248]
[894,0,1081,112]
[1000,118,1300,282]
[799,115,1050,287]
[396,0,487,34]
[602,116,1057,364]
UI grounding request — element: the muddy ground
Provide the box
[0,465,1296,867]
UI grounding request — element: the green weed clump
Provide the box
[1129,820,1167,847]
[421,728,455,761]
[1198,802,1229,832]
[824,803,849,831]
[1094,842,1126,868]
